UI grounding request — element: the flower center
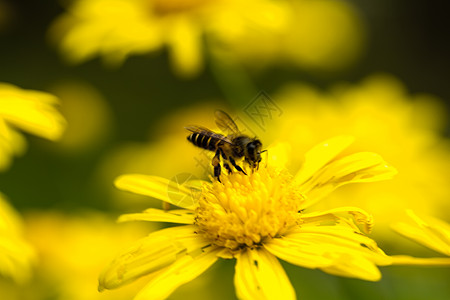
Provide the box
[152,0,216,15]
[194,167,305,250]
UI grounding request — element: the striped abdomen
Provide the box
[187,132,220,151]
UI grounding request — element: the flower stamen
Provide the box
[194,167,305,251]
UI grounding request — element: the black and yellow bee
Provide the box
[186,110,263,180]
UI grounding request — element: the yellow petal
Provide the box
[392,222,448,255]
[98,225,209,290]
[264,238,332,269]
[301,206,374,234]
[50,0,163,65]
[234,248,295,300]
[118,208,195,224]
[287,226,390,266]
[0,192,24,233]
[0,232,35,283]
[391,210,450,256]
[294,135,354,183]
[299,152,397,207]
[167,16,203,78]
[0,119,26,171]
[267,230,385,281]
[114,174,199,209]
[0,83,66,140]
[390,255,450,266]
[0,83,65,170]
[134,247,219,300]
[320,254,382,281]
[0,194,35,283]
[265,211,392,281]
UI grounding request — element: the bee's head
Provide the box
[245,139,263,168]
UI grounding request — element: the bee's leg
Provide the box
[223,162,232,174]
[219,148,227,160]
[229,157,247,175]
[218,148,232,174]
[212,149,222,181]
[245,158,256,173]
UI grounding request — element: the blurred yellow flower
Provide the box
[268,74,450,237]
[0,83,66,171]
[48,0,288,77]
[49,80,114,155]
[282,0,366,71]
[393,210,450,257]
[3,211,155,300]
[49,0,365,76]
[0,193,35,283]
[99,136,396,299]
[389,210,450,266]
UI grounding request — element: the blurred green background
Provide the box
[0,0,449,299]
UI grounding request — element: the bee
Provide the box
[186,110,263,180]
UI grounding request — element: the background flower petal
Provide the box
[0,83,66,141]
[390,255,450,266]
[0,193,35,283]
[391,210,450,256]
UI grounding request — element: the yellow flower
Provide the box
[388,210,450,266]
[49,80,114,155]
[0,82,64,284]
[0,83,66,171]
[282,0,366,71]
[48,0,288,77]
[268,74,450,237]
[99,136,396,299]
[0,193,35,283]
[0,211,161,300]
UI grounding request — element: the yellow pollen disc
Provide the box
[194,167,305,250]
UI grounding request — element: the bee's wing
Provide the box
[185,125,212,134]
[215,110,240,135]
[185,125,233,144]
